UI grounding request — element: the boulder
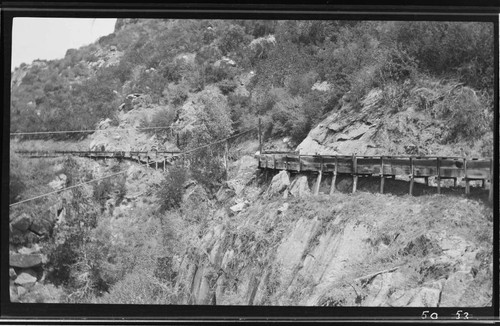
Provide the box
[14,270,37,287]
[18,244,42,255]
[17,286,27,297]
[48,174,67,190]
[267,171,290,197]
[440,271,474,306]
[9,268,17,280]
[29,219,51,236]
[311,81,331,92]
[289,176,311,197]
[10,253,43,268]
[10,213,32,232]
[230,202,247,213]
[10,285,18,302]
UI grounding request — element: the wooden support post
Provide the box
[489,158,493,202]
[314,157,324,195]
[380,156,385,194]
[424,177,429,186]
[330,156,338,195]
[409,157,414,196]
[453,178,457,187]
[273,154,276,170]
[352,154,358,194]
[437,157,441,194]
[163,158,166,172]
[298,154,301,172]
[146,156,149,168]
[155,160,158,170]
[314,171,323,196]
[284,155,288,171]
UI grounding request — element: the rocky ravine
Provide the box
[9,152,492,306]
[9,154,165,303]
[165,157,493,306]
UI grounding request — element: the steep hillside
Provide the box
[297,83,493,157]
[9,19,494,306]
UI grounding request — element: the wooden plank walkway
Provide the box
[258,153,493,200]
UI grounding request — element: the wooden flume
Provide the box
[15,149,494,200]
[257,152,493,199]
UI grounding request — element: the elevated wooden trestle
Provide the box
[258,152,493,200]
[15,150,181,171]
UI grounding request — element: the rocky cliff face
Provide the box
[165,156,492,307]
[297,86,490,158]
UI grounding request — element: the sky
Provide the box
[11,18,117,71]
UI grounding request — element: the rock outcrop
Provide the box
[266,171,290,197]
[296,88,487,157]
[172,189,492,307]
[288,176,311,197]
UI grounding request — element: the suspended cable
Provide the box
[10,125,173,136]
[9,161,151,207]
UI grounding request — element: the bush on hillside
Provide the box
[189,146,227,194]
[434,86,491,143]
[9,151,26,204]
[92,178,114,209]
[158,165,188,213]
[46,233,82,287]
[94,269,177,304]
[139,106,177,138]
[164,82,189,107]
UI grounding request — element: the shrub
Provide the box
[158,165,188,213]
[217,24,249,56]
[92,178,114,208]
[9,173,26,204]
[139,106,177,137]
[285,71,318,96]
[270,95,306,141]
[434,86,491,142]
[217,79,238,95]
[189,146,227,193]
[46,233,82,287]
[95,269,177,304]
[375,45,418,84]
[9,151,26,204]
[164,82,188,107]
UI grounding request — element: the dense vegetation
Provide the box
[11,20,493,146]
